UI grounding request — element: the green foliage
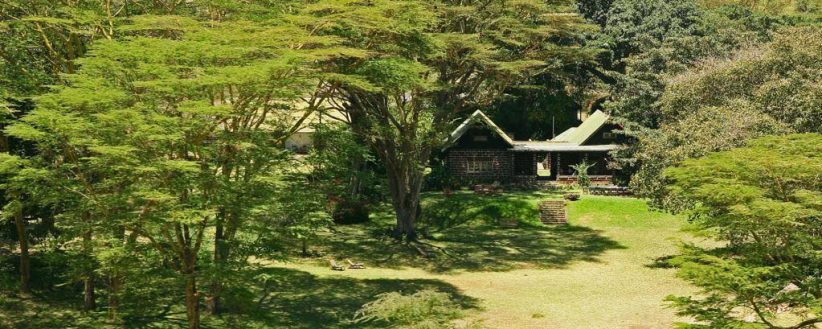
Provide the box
[663,134,822,328]
[332,199,370,225]
[627,27,822,206]
[602,0,774,126]
[423,160,453,191]
[577,0,615,27]
[305,0,596,239]
[598,0,780,189]
[266,176,332,256]
[630,105,786,209]
[603,0,705,65]
[570,160,595,189]
[2,3,351,326]
[354,289,467,329]
[700,0,822,17]
[661,27,822,133]
[307,122,380,201]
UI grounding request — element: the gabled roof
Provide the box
[443,110,514,148]
[553,127,576,141]
[442,109,617,152]
[551,110,610,145]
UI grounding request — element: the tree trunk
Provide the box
[108,275,121,320]
[84,271,96,311]
[185,273,200,329]
[206,209,226,315]
[14,207,30,295]
[387,168,423,242]
[182,244,201,329]
[83,229,96,311]
[0,129,9,153]
[108,226,125,321]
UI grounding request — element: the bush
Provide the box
[354,289,465,329]
[570,160,594,189]
[332,199,370,225]
[564,192,580,201]
[423,161,453,191]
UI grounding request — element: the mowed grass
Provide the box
[270,191,704,329]
[1,191,702,328]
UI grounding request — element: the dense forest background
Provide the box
[0,0,820,328]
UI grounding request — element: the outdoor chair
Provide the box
[329,259,345,271]
[347,259,365,269]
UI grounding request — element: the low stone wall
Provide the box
[539,200,567,224]
[556,175,612,185]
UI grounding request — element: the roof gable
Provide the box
[550,110,610,145]
[443,110,514,149]
[443,110,616,151]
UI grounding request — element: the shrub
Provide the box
[423,161,453,191]
[564,192,580,201]
[354,289,464,329]
[332,199,370,225]
[570,160,595,189]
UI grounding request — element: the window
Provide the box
[466,158,494,173]
[472,135,488,142]
[603,132,615,140]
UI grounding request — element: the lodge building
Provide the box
[442,110,621,185]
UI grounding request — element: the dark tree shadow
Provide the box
[204,267,480,329]
[314,192,624,273]
[421,192,546,228]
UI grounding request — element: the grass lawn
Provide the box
[265,191,704,329]
[1,191,703,328]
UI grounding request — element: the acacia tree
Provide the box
[0,0,221,310]
[663,134,822,328]
[0,155,34,295]
[7,11,342,327]
[302,0,593,241]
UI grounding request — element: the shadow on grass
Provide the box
[211,267,479,329]
[422,192,544,228]
[0,293,104,329]
[1,258,477,329]
[315,192,624,273]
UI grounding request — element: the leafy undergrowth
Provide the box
[354,289,482,329]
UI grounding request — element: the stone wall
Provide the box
[539,200,567,224]
[556,175,612,185]
[446,149,513,183]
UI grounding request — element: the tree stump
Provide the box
[539,200,567,224]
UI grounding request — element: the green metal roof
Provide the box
[551,110,610,145]
[443,110,615,151]
[553,127,576,141]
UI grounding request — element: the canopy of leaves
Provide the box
[624,27,822,205]
[3,6,341,323]
[663,134,822,328]
[662,26,822,133]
